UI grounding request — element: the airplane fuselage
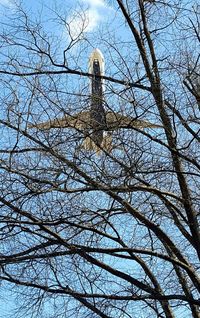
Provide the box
[89,50,107,145]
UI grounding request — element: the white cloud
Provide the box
[0,0,17,9]
[67,0,109,40]
[82,0,106,7]
[67,8,100,39]
[86,8,101,31]
[0,0,12,5]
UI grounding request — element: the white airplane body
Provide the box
[29,49,161,153]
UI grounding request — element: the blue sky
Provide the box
[0,1,198,317]
[0,2,113,315]
[0,0,113,38]
[0,0,118,74]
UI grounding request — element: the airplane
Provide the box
[29,48,161,152]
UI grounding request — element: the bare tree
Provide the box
[0,1,199,317]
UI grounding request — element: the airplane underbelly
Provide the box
[90,59,107,145]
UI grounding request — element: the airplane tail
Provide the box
[81,133,113,155]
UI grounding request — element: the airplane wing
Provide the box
[29,111,162,131]
[28,111,162,154]
[28,111,91,130]
[105,112,162,130]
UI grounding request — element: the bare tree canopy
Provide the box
[0,1,199,317]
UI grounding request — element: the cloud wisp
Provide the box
[0,0,14,7]
[82,0,106,8]
[67,0,110,40]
